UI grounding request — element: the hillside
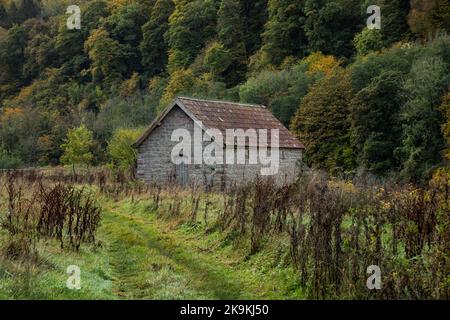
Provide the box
[0,0,449,182]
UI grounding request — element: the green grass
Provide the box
[0,195,303,300]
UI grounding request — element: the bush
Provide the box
[353,28,384,56]
[0,146,23,169]
[107,127,142,173]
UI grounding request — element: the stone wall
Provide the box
[137,105,303,189]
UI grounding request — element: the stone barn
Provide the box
[134,97,305,189]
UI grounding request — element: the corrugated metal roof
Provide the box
[134,97,305,149]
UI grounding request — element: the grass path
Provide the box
[100,200,259,299]
[1,197,300,299]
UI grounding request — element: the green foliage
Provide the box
[166,0,218,73]
[102,2,148,74]
[60,125,94,167]
[217,0,247,86]
[378,0,411,46]
[291,69,355,172]
[55,0,109,79]
[240,62,318,126]
[140,0,174,78]
[84,28,130,86]
[353,28,384,56]
[22,20,57,80]
[0,24,27,92]
[408,0,450,40]
[0,0,448,181]
[240,0,268,55]
[350,71,405,174]
[107,128,142,171]
[0,0,41,28]
[396,56,449,182]
[304,0,363,58]
[203,41,231,79]
[258,0,306,66]
[93,92,159,144]
[0,146,22,169]
[440,93,450,161]
[0,3,9,28]
[349,46,414,92]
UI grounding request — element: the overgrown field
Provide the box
[0,168,448,300]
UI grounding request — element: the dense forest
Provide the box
[0,0,449,183]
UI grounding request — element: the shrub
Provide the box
[0,146,23,169]
[107,127,142,174]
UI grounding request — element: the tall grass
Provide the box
[1,167,448,299]
[142,170,449,299]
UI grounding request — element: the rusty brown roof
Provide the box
[134,97,305,149]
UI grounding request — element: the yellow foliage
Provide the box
[0,107,24,122]
[160,68,195,110]
[328,179,357,194]
[120,72,140,98]
[303,52,341,76]
[107,0,134,12]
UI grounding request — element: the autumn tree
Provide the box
[408,0,450,40]
[84,28,129,87]
[160,68,196,109]
[291,68,355,172]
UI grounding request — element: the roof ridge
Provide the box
[178,96,266,108]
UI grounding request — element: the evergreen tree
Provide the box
[140,0,175,77]
[7,1,19,26]
[217,0,247,86]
